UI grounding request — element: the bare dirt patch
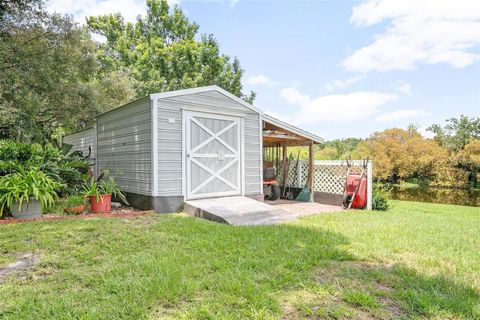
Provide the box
[0,252,40,284]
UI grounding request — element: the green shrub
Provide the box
[0,168,64,215]
[0,140,89,194]
[372,184,390,211]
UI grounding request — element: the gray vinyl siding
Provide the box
[244,113,262,195]
[156,99,182,196]
[156,90,262,196]
[63,128,96,159]
[96,97,152,195]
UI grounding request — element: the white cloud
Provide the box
[398,82,412,95]
[343,0,480,72]
[280,87,310,106]
[375,109,429,122]
[47,0,180,23]
[279,87,398,124]
[326,75,365,91]
[418,126,435,139]
[246,74,275,87]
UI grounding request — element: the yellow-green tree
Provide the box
[352,128,448,182]
[457,139,480,187]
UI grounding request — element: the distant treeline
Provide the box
[291,116,480,189]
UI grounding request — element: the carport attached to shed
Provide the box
[63,86,325,213]
[261,113,324,201]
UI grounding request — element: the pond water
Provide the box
[387,186,480,207]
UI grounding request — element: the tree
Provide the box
[0,3,134,142]
[317,138,362,160]
[456,139,480,188]
[87,0,255,102]
[315,146,339,160]
[0,0,42,23]
[428,115,480,151]
[352,128,448,182]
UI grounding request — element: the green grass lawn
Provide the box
[0,201,479,319]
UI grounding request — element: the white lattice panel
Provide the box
[279,160,366,194]
[282,161,299,187]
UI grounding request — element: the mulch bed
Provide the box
[0,210,153,225]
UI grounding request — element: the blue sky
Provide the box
[47,0,480,140]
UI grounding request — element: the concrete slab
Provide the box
[184,196,343,226]
[184,196,298,225]
[266,201,344,217]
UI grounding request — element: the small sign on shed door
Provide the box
[218,151,225,161]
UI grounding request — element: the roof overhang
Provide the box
[262,113,324,146]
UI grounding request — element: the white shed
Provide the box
[64,86,324,212]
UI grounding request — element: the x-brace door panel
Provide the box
[185,111,242,199]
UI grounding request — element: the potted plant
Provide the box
[0,168,63,219]
[82,176,127,213]
[82,178,106,213]
[63,195,87,215]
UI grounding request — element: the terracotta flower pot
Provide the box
[89,194,112,213]
[64,204,86,215]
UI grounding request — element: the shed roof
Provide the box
[150,85,324,144]
[90,85,323,144]
[150,85,263,114]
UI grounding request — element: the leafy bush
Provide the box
[0,168,64,215]
[0,140,33,175]
[372,184,390,211]
[0,140,89,194]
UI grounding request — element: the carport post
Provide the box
[308,141,314,202]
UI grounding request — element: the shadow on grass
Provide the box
[0,215,479,319]
[307,258,480,319]
[391,265,480,318]
[271,222,480,319]
[153,218,480,319]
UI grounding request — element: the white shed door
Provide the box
[185,111,242,200]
